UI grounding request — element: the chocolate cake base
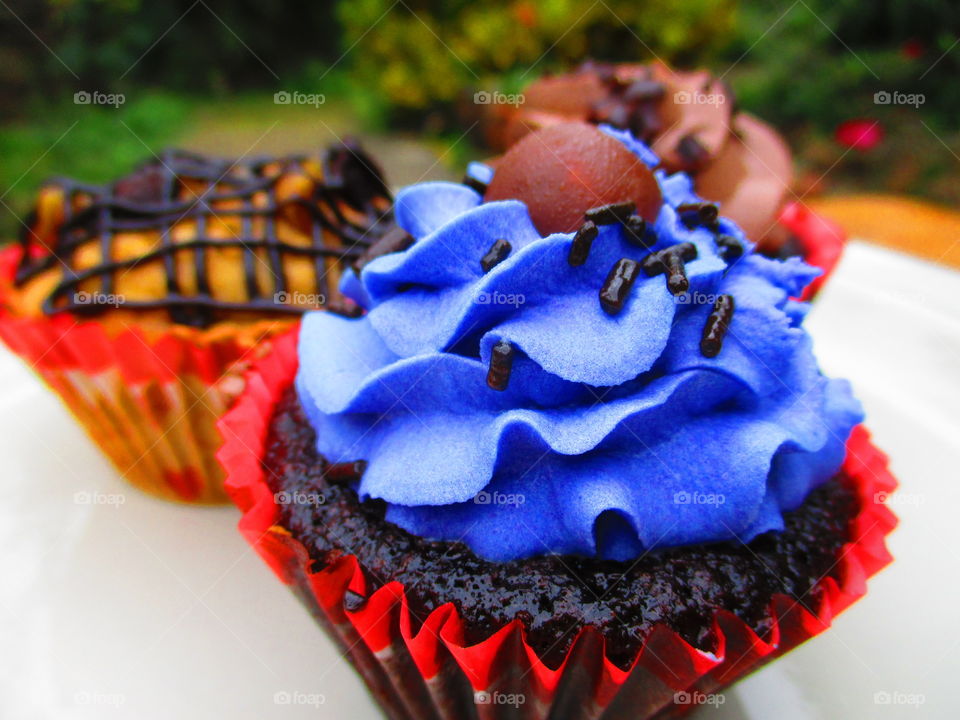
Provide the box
[265,386,858,669]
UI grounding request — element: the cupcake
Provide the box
[0,141,393,503]
[483,60,845,295]
[219,123,896,718]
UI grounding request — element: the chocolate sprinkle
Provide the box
[677,133,710,169]
[462,174,488,195]
[599,258,640,315]
[642,242,698,295]
[487,340,515,391]
[585,201,635,226]
[326,460,368,484]
[676,202,719,230]
[326,300,365,319]
[623,214,654,248]
[352,225,415,274]
[623,79,666,103]
[701,294,735,357]
[715,234,744,261]
[480,238,512,273]
[568,220,598,266]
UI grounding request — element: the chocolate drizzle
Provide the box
[701,294,735,357]
[642,242,698,295]
[15,143,393,327]
[487,340,515,391]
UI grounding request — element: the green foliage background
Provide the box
[0,0,957,236]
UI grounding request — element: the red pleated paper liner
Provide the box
[779,202,847,301]
[218,327,897,720]
[0,245,295,503]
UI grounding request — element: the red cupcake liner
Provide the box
[0,245,294,503]
[218,326,897,720]
[778,202,847,301]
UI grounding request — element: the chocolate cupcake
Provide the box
[219,123,896,718]
[0,140,392,502]
[483,60,846,288]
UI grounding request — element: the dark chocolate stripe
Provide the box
[19,144,394,324]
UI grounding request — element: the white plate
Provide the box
[0,241,956,719]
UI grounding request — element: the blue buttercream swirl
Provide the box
[296,133,863,562]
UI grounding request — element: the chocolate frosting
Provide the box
[484,61,793,247]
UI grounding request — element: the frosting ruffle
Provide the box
[298,136,862,562]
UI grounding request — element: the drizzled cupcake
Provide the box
[219,123,896,718]
[0,141,392,502]
[483,60,845,294]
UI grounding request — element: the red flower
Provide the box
[901,39,924,59]
[835,119,884,152]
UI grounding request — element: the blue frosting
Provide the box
[296,136,863,563]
